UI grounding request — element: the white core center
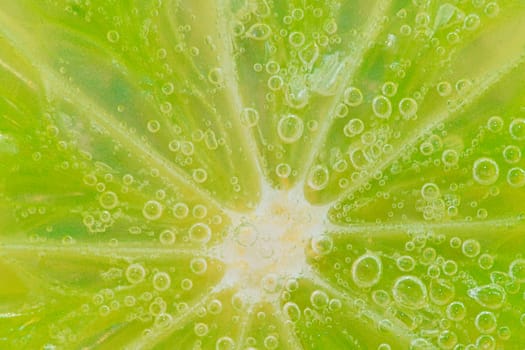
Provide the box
[219,190,324,299]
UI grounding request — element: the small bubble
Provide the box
[189,223,211,244]
[283,302,301,322]
[143,200,163,220]
[310,290,329,309]
[475,311,497,334]
[263,335,279,350]
[126,263,146,284]
[487,116,504,133]
[192,168,208,183]
[311,235,333,255]
[190,258,207,275]
[277,114,304,143]
[208,68,224,85]
[172,202,189,219]
[352,253,382,288]
[398,98,418,119]
[446,301,466,321]
[159,230,176,245]
[509,118,525,140]
[473,157,499,185]
[437,330,458,349]
[484,2,500,17]
[106,30,120,43]
[441,149,459,166]
[343,87,364,106]
[194,322,209,337]
[216,336,235,350]
[464,14,481,30]
[147,120,160,133]
[152,272,171,291]
[246,23,272,40]
[372,95,392,119]
[421,182,440,200]
[396,255,415,272]
[275,163,292,178]
[181,278,193,290]
[343,118,364,137]
[240,108,260,127]
[99,191,118,210]
[381,82,398,97]
[509,258,525,282]
[392,275,427,309]
[429,279,455,305]
[437,81,452,96]
[462,238,481,258]
[161,82,174,95]
[468,283,506,309]
[288,31,305,47]
[503,145,521,164]
[307,164,329,190]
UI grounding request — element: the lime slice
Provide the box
[1,0,525,349]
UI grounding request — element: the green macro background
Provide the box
[1,0,525,349]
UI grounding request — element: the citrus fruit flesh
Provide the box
[1,0,525,349]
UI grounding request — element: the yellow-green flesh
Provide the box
[1,0,525,349]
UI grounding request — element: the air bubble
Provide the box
[172,202,189,219]
[189,223,211,244]
[99,191,118,210]
[277,114,304,143]
[283,302,301,323]
[461,238,481,258]
[446,301,466,321]
[143,200,163,220]
[190,258,208,275]
[194,322,209,337]
[421,182,440,200]
[381,82,398,97]
[486,116,504,133]
[147,119,160,133]
[311,235,333,255]
[343,87,364,106]
[372,95,392,119]
[396,255,415,272]
[475,311,497,334]
[307,165,329,190]
[509,118,525,140]
[159,230,176,245]
[509,258,525,282]
[398,98,418,119]
[437,81,452,96]
[288,31,305,47]
[351,253,382,288]
[472,157,499,185]
[503,145,521,164]
[153,272,171,291]
[468,284,506,309]
[106,30,120,43]
[246,23,272,40]
[192,168,208,183]
[240,108,260,127]
[392,275,427,310]
[429,279,455,305]
[264,335,278,350]
[275,163,292,178]
[310,290,329,309]
[507,167,525,187]
[464,14,481,30]
[343,118,364,137]
[208,68,224,85]
[216,337,235,350]
[126,263,146,284]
